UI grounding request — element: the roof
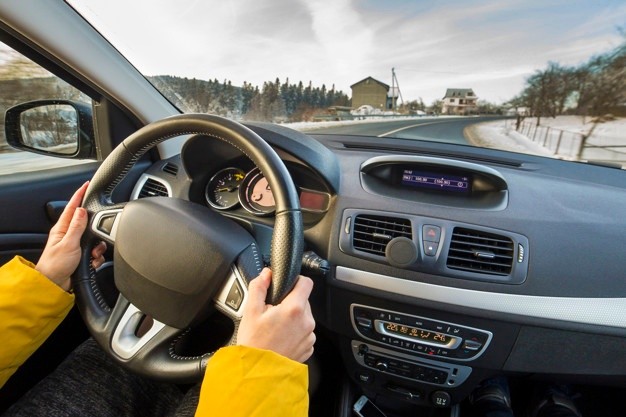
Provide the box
[387,86,400,98]
[350,76,390,90]
[442,88,476,99]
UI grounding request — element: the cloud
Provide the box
[68,0,626,104]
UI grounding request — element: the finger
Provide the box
[244,268,272,316]
[55,182,89,233]
[61,207,88,248]
[282,275,313,308]
[91,242,107,269]
[91,241,107,258]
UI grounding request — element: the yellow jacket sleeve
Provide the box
[195,345,308,417]
[0,256,74,388]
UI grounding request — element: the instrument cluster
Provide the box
[205,166,330,216]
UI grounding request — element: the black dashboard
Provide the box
[129,121,626,409]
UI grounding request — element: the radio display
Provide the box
[401,169,470,193]
[384,322,452,346]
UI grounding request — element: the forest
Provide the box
[148,76,351,122]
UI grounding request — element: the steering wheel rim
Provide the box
[73,114,303,383]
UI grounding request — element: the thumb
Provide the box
[62,207,88,248]
[245,268,271,316]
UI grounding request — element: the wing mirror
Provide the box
[4,100,96,159]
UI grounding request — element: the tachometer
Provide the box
[205,167,245,210]
[239,167,275,216]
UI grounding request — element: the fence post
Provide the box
[554,130,564,155]
[576,134,585,160]
[543,127,550,147]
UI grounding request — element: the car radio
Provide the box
[351,304,492,361]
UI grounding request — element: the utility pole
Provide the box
[391,67,404,113]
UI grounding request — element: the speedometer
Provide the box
[239,167,275,216]
[205,167,245,210]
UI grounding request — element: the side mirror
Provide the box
[4,100,96,159]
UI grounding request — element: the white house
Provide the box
[441,88,478,115]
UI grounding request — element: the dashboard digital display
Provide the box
[401,169,470,193]
[384,322,453,346]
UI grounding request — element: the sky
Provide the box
[67,0,626,105]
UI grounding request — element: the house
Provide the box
[441,88,478,115]
[351,77,397,111]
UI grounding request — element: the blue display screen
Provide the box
[401,169,470,193]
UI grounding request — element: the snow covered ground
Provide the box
[0,150,90,176]
[467,116,626,167]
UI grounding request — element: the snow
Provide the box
[468,116,626,167]
[0,150,90,176]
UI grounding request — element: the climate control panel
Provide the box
[351,304,492,361]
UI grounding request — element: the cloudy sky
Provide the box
[70,0,626,104]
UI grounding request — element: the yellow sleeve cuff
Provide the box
[0,256,75,387]
[195,345,308,417]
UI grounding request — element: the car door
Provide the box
[0,33,144,411]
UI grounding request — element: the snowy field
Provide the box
[467,116,626,167]
[0,150,90,176]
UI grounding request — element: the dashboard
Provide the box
[129,121,626,409]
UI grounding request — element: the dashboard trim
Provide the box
[336,266,626,329]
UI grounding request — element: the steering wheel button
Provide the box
[225,280,244,311]
[98,214,117,235]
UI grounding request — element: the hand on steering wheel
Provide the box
[237,268,315,363]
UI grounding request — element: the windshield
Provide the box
[69,0,626,167]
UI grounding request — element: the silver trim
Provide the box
[130,174,173,200]
[360,155,506,181]
[91,209,123,242]
[350,303,492,361]
[213,268,249,320]
[338,266,626,328]
[111,303,168,360]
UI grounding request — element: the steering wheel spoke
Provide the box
[213,267,250,322]
[90,206,125,244]
[110,297,171,360]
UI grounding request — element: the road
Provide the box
[303,116,506,145]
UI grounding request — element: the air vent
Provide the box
[447,228,514,275]
[162,163,179,176]
[352,214,412,256]
[138,178,170,199]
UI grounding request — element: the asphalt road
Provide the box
[306,116,506,145]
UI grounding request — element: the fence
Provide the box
[505,119,626,165]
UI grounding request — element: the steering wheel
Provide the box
[72,114,304,383]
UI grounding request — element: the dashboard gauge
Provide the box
[239,167,275,215]
[205,167,246,210]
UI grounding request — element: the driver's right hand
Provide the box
[236,268,315,363]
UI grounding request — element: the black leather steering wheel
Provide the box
[72,114,303,383]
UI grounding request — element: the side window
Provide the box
[0,40,94,176]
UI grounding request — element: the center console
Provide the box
[328,288,520,410]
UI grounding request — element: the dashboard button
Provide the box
[423,241,439,256]
[423,225,441,242]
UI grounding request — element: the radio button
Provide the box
[463,340,483,351]
[376,360,389,372]
[356,317,373,329]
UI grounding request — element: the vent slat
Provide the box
[352,214,412,256]
[138,178,170,199]
[162,163,179,176]
[446,227,514,275]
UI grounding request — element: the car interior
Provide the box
[1,1,625,417]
